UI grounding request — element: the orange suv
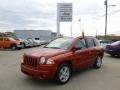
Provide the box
[0,37,22,50]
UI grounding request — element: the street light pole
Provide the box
[104,0,108,40]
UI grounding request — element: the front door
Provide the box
[73,39,91,70]
[3,38,11,48]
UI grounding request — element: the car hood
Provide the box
[24,48,68,58]
[11,40,21,44]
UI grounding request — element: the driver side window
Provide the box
[75,39,86,50]
[4,38,9,41]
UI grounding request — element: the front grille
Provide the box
[106,45,111,50]
[24,56,38,67]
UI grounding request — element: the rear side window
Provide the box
[35,38,39,40]
[4,38,9,41]
[86,38,95,48]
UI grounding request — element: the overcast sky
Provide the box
[0,0,120,37]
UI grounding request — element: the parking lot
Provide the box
[0,47,120,90]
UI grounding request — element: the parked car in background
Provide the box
[18,38,34,48]
[21,37,104,84]
[32,39,41,46]
[105,41,120,56]
[26,38,40,47]
[99,40,113,49]
[0,37,22,50]
[14,38,26,48]
[34,38,47,46]
[26,38,35,47]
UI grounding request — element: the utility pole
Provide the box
[104,0,108,40]
[70,24,72,37]
[57,3,60,37]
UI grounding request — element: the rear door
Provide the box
[85,38,98,65]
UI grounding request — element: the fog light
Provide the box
[46,59,54,64]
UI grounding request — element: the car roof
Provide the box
[75,36,95,39]
[58,36,95,41]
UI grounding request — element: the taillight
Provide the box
[111,45,117,48]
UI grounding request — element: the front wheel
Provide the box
[11,45,17,50]
[21,43,25,48]
[94,56,102,68]
[55,63,71,84]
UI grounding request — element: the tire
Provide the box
[21,43,25,48]
[55,63,71,84]
[94,56,102,69]
[11,45,17,50]
[110,54,115,57]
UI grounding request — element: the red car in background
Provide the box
[21,37,104,84]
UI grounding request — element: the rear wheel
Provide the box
[11,45,17,50]
[21,43,25,48]
[55,63,71,84]
[94,56,102,68]
[110,54,115,57]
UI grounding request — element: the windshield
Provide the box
[45,38,74,50]
[8,38,16,41]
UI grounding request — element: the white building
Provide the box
[14,30,57,42]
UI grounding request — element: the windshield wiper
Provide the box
[52,47,61,49]
[44,46,49,48]
[44,46,61,49]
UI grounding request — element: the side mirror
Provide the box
[72,47,82,52]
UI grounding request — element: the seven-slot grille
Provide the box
[24,55,38,67]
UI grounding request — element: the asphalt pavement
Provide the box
[0,47,120,90]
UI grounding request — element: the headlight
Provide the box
[39,57,46,64]
[17,42,20,45]
[46,59,55,64]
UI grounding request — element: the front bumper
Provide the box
[105,49,114,54]
[105,49,120,55]
[17,44,22,48]
[21,64,57,80]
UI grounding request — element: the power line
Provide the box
[111,9,120,14]
[89,8,120,25]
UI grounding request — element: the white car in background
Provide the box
[32,39,41,46]
[26,38,35,47]
[17,38,34,48]
[99,40,113,49]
